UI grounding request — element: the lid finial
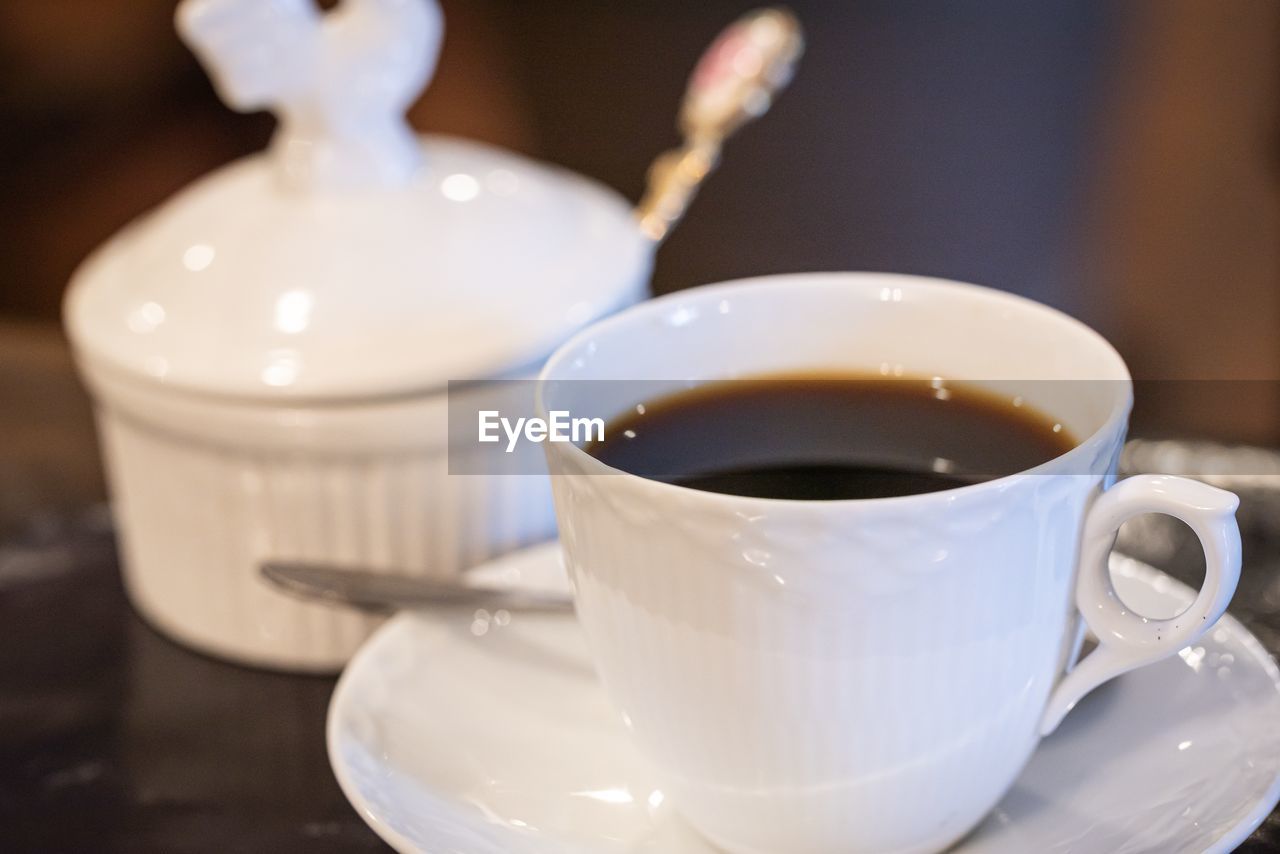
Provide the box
[177,0,443,192]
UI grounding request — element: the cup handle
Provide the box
[1039,474,1242,736]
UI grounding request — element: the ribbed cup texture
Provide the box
[549,442,1116,854]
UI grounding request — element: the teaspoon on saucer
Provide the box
[260,560,574,614]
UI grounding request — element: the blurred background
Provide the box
[1,5,1279,849]
[0,0,1277,521]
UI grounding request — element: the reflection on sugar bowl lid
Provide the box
[65,0,651,401]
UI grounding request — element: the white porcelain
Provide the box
[92,389,557,670]
[179,0,442,193]
[538,273,1242,853]
[328,543,1280,854]
[63,0,650,670]
[65,132,648,399]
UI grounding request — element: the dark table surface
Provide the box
[1,321,1278,853]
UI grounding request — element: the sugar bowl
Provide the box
[64,0,651,670]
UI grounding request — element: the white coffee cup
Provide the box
[538,273,1241,854]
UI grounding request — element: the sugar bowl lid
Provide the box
[65,0,651,401]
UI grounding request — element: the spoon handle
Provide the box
[636,7,804,242]
[260,561,574,613]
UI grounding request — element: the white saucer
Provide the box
[328,543,1280,854]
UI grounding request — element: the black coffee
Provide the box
[587,374,1076,500]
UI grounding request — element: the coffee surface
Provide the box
[587,374,1077,500]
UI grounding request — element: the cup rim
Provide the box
[538,271,1133,509]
